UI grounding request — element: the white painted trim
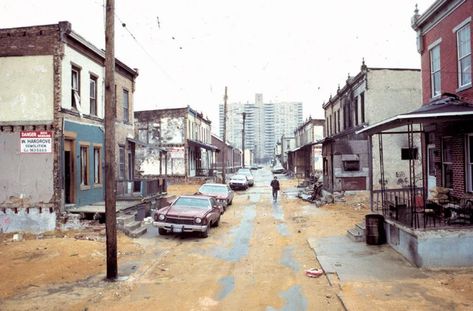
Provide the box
[452,16,471,33]
[427,38,442,50]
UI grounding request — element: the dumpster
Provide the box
[365,214,385,245]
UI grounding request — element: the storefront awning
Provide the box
[287,140,322,153]
[357,94,473,135]
[187,139,219,151]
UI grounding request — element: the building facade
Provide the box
[211,134,242,178]
[219,93,303,164]
[0,22,138,232]
[322,62,422,192]
[287,118,324,178]
[135,107,217,180]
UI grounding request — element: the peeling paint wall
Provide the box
[0,132,54,205]
[0,56,54,122]
[161,117,184,144]
[0,208,56,233]
[168,147,185,176]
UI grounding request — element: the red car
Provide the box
[153,195,221,238]
[196,183,234,209]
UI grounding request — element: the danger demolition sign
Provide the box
[20,131,53,153]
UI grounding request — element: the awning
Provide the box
[342,154,359,161]
[187,139,219,151]
[357,94,473,135]
[287,140,323,153]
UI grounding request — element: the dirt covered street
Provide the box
[1,168,473,310]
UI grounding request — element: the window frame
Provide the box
[360,92,365,124]
[467,134,473,192]
[93,144,102,186]
[119,145,126,180]
[79,142,90,189]
[71,65,81,109]
[89,74,98,116]
[441,137,453,189]
[122,88,130,123]
[430,43,441,98]
[456,23,471,88]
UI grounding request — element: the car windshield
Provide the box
[173,197,210,209]
[199,184,227,193]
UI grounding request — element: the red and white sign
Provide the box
[20,131,53,153]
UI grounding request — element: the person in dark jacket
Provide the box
[270,176,280,201]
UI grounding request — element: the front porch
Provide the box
[358,94,473,267]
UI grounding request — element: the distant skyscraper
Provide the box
[219,94,302,163]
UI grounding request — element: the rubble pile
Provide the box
[429,186,450,204]
[296,175,347,207]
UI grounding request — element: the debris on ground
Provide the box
[305,268,324,278]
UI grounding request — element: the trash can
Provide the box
[365,214,385,245]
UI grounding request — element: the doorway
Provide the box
[64,139,75,204]
[427,144,436,197]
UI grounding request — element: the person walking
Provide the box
[270,176,280,201]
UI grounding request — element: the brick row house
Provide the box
[0,22,138,232]
[134,107,217,182]
[287,118,324,178]
[322,62,422,192]
[358,0,473,267]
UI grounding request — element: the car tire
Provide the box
[200,226,209,238]
[228,199,233,206]
[212,216,220,227]
[158,228,168,235]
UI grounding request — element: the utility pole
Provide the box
[242,112,246,168]
[104,0,117,280]
[222,87,228,183]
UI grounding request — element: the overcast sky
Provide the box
[1,0,433,133]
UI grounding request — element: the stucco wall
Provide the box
[386,222,473,268]
[61,45,105,117]
[365,69,422,124]
[0,132,54,205]
[0,55,54,123]
[0,208,56,234]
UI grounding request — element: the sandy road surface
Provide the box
[1,168,472,310]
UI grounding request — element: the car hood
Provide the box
[164,205,209,218]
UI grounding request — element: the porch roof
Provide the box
[288,140,322,153]
[356,94,473,135]
[187,139,219,151]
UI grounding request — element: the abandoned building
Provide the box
[287,118,325,178]
[356,0,473,268]
[134,107,218,181]
[321,61,422,192]
[211,134,243,178]
[0,22,139,233]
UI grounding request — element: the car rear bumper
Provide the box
[230,183,247,189]
[153,222,208,233]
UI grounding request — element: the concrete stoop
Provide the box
[347,222,365,242]
[117,212,147,238]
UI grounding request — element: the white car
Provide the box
[237,168,254,186]
[229,174,249,190]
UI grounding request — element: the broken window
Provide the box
[71,66,81,109]
[90,75,98,116]
[80,144,89,186]
[342,154,360,171]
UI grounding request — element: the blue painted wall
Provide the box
[64,120,104,207]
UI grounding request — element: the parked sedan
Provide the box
[237,168,254,186]
[153,195,221,238]
[196,183,234,208]
[229,174,249,190]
